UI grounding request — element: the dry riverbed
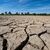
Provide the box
[0,15,50,50]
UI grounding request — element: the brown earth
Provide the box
[0,15,50,50]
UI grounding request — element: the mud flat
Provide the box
[0,15,50,50]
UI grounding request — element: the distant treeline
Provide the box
[0,12,50,15]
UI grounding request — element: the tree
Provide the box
[27,12,30,15]
[15,12,19,15]
[24,12,27,15]
[21,12,24,15]
[5,12,7,15]
[1,13,4,15]
[33,13,36,15]
[24,12,30,15]
[8,11,12,15]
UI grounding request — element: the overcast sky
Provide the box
[0,0,50,13]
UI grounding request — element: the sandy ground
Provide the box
[0,15,50,50]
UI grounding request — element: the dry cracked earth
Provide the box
[0,15,50,50]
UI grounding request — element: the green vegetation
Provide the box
[0,12,50,16]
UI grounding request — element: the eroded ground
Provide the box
[0,15,50,50]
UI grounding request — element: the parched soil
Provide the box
[0,15,50,50]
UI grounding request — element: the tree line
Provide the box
[0,12,50,15]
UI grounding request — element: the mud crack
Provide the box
[0,33,8,50]
[38,30,47,37]
[15,25,29,50]
[38,30,49,50]
[2,39,8,50]
[1,22,13,26]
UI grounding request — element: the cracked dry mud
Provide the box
[0,16,50,50]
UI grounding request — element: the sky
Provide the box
[0,0,50,13]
